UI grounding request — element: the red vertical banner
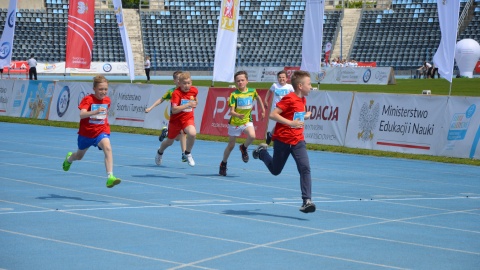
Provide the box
[65,0,95,68]
[324,42,332,64]
[200,88,269,139]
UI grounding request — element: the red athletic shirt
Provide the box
[170,86,198,125]
[78,94,111,138]
[272,92,306,145]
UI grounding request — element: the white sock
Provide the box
[67,156,73,163]
[107,172,113,178]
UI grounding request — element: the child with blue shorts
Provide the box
[62,75,121,188]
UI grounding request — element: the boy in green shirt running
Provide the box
[219,71,265,176]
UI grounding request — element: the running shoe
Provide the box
[299,200,316,213]
[158,127,168,142]
[186,153,195,167]
[106,175,121,188]
[253,143,268,159]
[63,152,72,171]
[182,153,187,162]
[155,149,163,165]
[219,162,227,176]
[239,144,249,163]
[266,131,273,145]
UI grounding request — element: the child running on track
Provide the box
[219,70,265,176]
[155,72,198,167]
[252,70,315,213]
[145,70,187,162]
[62,75,121,188]
[264,70,294,145]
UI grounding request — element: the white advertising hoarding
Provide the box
[345,93,448,155]
[439,96,480,159]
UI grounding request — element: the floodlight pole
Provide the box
[340,25,343,61]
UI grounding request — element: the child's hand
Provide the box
[236,113,245,119]
[96,106,107,114]
[189,100,197,108]
[290,119,304,128]
[145,107,151,113]
[305,111,312,119]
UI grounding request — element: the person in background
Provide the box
[264,70,294,145]
[144,56,151,82]
[27,54,37,80]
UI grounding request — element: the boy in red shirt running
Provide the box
[252,70,315,213]
[62,75,121,188]
[155,72,198,166]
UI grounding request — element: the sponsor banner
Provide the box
[66,0,95,68]
[113,0,135,81]
[107,83,151,127]
[433,0,460,82]
[3,61,28,74]
[357,62,377,67]
[304,91,354,146]
[266,90,354,146]
[6,80,56,119]
[36,62,128,74]
[345,93,448,155]
[324,42,332,63]
[213,0,240,82]
[235,66,285,82]
[0,79,15,114]
[285,66,301,83]
[48,81,92,122]
[0,0,17,69]
[142,85,207,132]
[438,97,480,159]
[200,87,269,139]
[311,67,395,85]
[301,0,325,73]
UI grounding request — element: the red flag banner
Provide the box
[65,0,95,68]
[200,87,269,139]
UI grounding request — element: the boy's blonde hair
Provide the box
[290,71,310,90]
[93,75,108,88]
[177,71,191,81]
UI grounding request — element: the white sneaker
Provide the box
[155,149,162,165]
[186,153,195,167]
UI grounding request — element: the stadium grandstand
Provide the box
[0,0,479,76]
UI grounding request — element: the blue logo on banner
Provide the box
[448,104,475,141]
[8,11,15,27]
[363,69,371,83]
[57,86,70,117]
[0,42,11,60]
[103,63,112,72]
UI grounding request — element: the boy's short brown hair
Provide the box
[173,70,183,80]
[234,70,248,80]
[290,71,310,90]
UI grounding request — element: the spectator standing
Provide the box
[144,56,151,82]
[27,54,37,80]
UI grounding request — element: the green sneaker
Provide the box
[63,152,72,171]
[106,175,121,188]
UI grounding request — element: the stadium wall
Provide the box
[0,79,479,159]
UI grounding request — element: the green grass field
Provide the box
[1,78,479,166]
